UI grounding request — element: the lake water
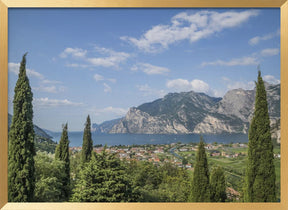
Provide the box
[50,132,249,147]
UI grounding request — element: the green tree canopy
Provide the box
[190,136,210,202]
[244,70,276,202]
[55,123,70,201]
[210,166,227,202]
[72,149,133,202]
[8,53,36,202]
[34,152,66,201]
[81,115,93,164]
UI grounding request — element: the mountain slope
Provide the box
[110,83,280,136]
[8,113,57,153]
[110,91,223,134]
[92,118,123,133]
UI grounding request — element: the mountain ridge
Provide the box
[108,83,280,142]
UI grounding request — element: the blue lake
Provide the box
[50,132,248,147]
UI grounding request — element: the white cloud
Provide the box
[60,48,87,58]
[121,10,259,53]
[93,73,116,89]
[263,75,280,84]
[8,62,44,80]
[61,46,130,69]
[65,63,88,68]
[201,47,279,67]
[33,86,57,93]
[34,97,83,108]
[137,84,166,97]
[227,81,255,90]
[94,74,104,81]
[131,63,170,75]
[87,46,130,68]
[190,79,210,93]
[260,48,279,57]
[103,83,112,93]
[92,106,128,116]
[33,86,66,93]
[42,79,62,84]
[166,78,210,93]
[249,29,280,46]
[166,79,192,92]
[9,62,65,93]
[201,56,259,67]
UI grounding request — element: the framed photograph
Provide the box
[0,0,287,210]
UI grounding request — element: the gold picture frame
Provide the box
[0,0,287,209]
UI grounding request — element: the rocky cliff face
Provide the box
[193,115,249,134]
[109,83,280,137]
[214,89,255,122]
[110,107,190,134]
[92,118,123,133]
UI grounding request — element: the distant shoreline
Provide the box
[50,132,249,147]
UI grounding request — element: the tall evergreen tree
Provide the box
[8,53,36,202]
[81,115,93,164]
[55,123,70,201]
[190,136,210,202]
[244,70,276,202]
[72,150,133,202]
[210,166,227,202]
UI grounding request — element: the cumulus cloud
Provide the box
[34,97,83,108]
[249,29,280,46]
[131,63,170,75]
[137,84,166,97]
[190,79,210,93]
[121,10,259,53]
[263,75,280,84]
[61,46,131,69]
[166,78,210,93]
[166,79,192,92]
[87,51,130,68]
[60,48,87,58]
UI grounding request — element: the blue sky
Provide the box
[8,8,280,131]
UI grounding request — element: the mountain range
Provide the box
[93,83,280,142]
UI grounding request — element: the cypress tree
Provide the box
[8,53,36,202]
[244,70,276,202]
[72,151,132,202]
[210,166,227,202]
[81,115,93,164]
[190,136,210,202]
[55,123,70,201]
